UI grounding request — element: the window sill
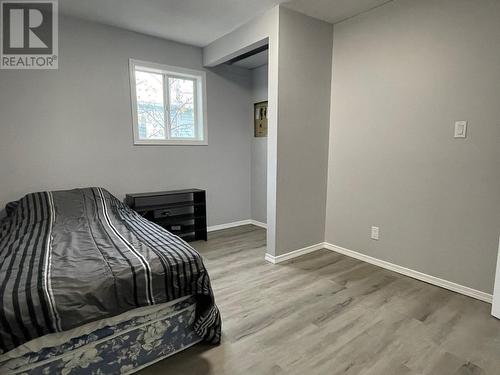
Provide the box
[133,139,208,146]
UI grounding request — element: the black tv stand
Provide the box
[126,189,207,242]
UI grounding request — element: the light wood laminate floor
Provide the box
[140,225,500,375]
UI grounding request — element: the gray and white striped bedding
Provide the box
[0,187,221,354]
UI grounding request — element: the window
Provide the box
[129,59,207,145]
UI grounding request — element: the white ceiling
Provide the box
[233,50,269,69]
[60,0,288,47]
[60,0,394,48]
[284,0,393,24]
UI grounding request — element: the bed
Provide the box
[0,187,221,374]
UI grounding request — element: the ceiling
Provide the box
[60,0,288,47]
[284,0,393,24]
[233,50,269,69]
[60,0,394,47]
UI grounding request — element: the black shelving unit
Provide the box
[125,189,207,242]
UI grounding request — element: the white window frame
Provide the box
[129,59,208,146]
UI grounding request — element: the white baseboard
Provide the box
[323,243,493,304]
[250,220,267,229]
[207,219,267,232]
[207,220,252,232]
[264,243,324,264]
[207,220,492,304]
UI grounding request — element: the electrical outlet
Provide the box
[371,226,380,240]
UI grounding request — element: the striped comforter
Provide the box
[0,188,221,353]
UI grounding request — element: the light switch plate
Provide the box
[454,121,467,138]
[371,226,380,240]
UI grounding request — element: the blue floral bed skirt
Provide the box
[1,297,202,374]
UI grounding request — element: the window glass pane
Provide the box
[135,70,165,139]
[168,77,195,138]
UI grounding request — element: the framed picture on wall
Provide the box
[254,101,268,137]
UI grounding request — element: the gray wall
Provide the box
[275,8,333,255]
[251,64,268,224]
[326,0,500,293]
[0,16,253,227]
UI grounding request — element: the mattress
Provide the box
[0,296,201,374]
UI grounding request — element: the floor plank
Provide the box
[139,225,500,375]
